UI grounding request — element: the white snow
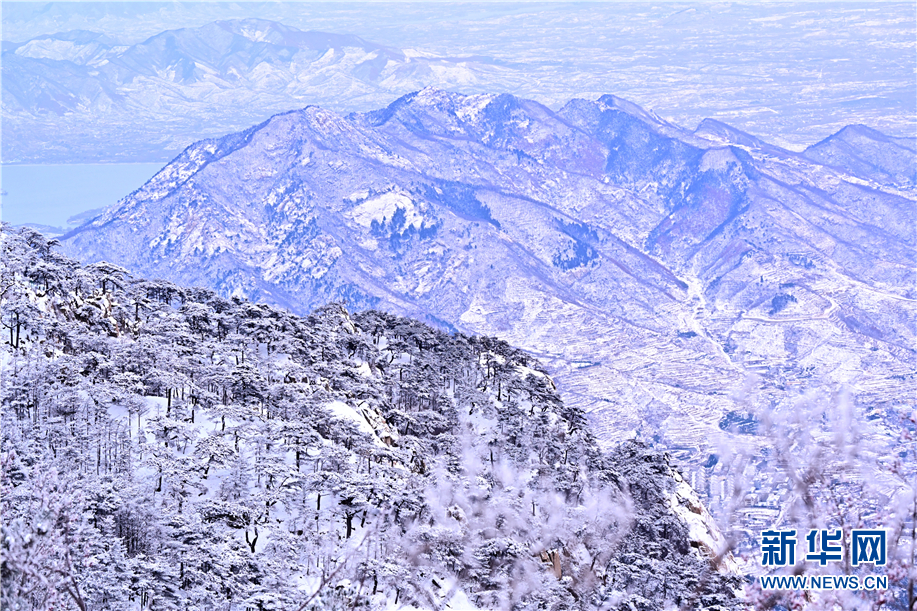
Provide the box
[668,469,742,574]
[326,400,377,438]
[346,191,425,230]
[699,148,741,173]
[15,39,98,62]
[454,93,497,123]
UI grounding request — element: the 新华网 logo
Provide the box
[758,528,888,592]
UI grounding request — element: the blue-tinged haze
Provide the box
[2,5,914,162]
[1,163,163,228]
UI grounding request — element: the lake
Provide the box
[1,163,166,229]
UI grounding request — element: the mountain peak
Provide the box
[360,88,507,138]
[597,93,674,127]
[810,123,913,150]
[694,118,769,150]
[803,122,917,185]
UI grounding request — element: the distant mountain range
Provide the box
[62,88,916,497]
[6,12,915,164]
[2,18,513,162]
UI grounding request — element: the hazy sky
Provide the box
[5,2,914,148]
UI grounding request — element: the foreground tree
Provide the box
[1,225,744,610]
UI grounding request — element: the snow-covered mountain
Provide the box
[62,89,916,500]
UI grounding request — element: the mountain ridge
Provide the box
[62,90,916,494]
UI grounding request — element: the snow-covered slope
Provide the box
[2,225,744,610]
[61,89,916,499]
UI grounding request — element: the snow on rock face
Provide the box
[699,147,742,173]
[668,467,741,574]
[454,93,498,124]
[346,191,424,230]
[15,39,95,62]
[326,398,399,448]
[327,400,377,437]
